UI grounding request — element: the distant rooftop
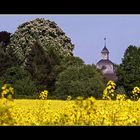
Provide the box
[96,59,113,66]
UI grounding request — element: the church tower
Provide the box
[96,37,117,82]
[101,38,109,60]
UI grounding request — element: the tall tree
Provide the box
[25,41,51,91]
[7,18,74,67]
[116,45,140,96]
[25,41,63,91]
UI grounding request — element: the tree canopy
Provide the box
[116,45,140,96]
[7,18,74,67]
[55,65,105,99]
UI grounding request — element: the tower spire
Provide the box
[101,37,109,60]
[104,37,106,47]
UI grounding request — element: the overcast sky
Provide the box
[0,14,140,65]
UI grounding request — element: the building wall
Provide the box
[96,63,114,74]
[101,52,109,60]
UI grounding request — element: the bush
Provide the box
[2,66,30,84]
[55,65,105,99]
[13,77,37,99]
[1,66,37,99]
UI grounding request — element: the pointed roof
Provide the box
[101,46,109,53]
[101,37,109,53]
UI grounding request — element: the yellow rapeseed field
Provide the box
[1,81,140,126]
[1,98,139,126]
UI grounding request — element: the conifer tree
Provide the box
[117,45,140,96]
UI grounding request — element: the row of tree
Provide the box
[0,30,106,99]
[0,19,139,99]
[0,18,108,99]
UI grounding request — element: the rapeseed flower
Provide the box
[39,90,48,100]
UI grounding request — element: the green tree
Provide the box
[116,45,140,97]
[60,56,84,67]
[25,41,85,96]
[48,56,85,97]
[55,65,105,99]
[7,18,74,67]
[13,77,37,99]
[2,66,30,84]
[25,41,52,92]
[0,44,18,77]
[1,66,37,98]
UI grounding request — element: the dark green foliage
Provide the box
[1,66,37,98]
[0,44,18,77]
[25,41,50,77]
[117,45,140,97]
[25,41,60,92]
[2,66,30,84]
[114,86,126,99]
[48,56,85,97]
[60,56,84,67]
[13,77,37,99]
[0,31,11,48]
[55,65,105,99]
[25,41,85,98]
[115,86,126,94]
